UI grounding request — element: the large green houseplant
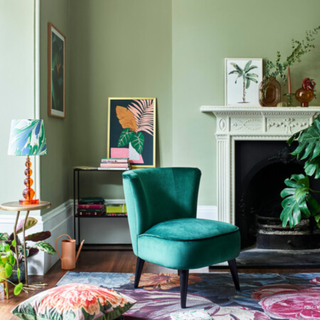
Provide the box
[280,116,320,228]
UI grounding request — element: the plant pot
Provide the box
[259,77,281,107]
[8,262,25,283]
[295,87,314,107]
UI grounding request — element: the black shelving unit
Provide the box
[73,167,128,247]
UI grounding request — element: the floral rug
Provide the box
[57,272,320,319]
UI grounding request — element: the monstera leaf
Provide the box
[290,116,320,178]
[280,174,320,228]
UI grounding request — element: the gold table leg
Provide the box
[13,211,20,283]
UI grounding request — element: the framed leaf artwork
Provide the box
[48,23,66,118]
[107,98,156,168]
[225,58,262,106]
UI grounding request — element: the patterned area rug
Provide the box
[57,272,320,319]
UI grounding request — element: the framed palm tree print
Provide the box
[225,58,262,106]
[107,97,156,168]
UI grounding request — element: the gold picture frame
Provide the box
[48,23,66,119]
[107,97,156,168]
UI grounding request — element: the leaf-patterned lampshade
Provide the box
[8,119,47,156]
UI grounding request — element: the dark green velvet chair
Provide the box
[122,167,241,308]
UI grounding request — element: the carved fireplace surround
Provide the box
[201,106,320,226]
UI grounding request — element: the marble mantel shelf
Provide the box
[200,105,320,225]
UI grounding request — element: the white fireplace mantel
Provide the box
[201,106,320,225]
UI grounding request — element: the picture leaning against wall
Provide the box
[107,98,156,168]
[48,23,66,119]
[225,58,262,106]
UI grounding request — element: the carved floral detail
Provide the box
[267,118,308,134]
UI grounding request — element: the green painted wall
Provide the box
[68,0,172,198]
[40,0,72,212]
[172,0,320,204]
[38,0,320,209]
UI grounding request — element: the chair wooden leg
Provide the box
[179,270,189,308]
[228,259,240,291]
[134,257,145,288]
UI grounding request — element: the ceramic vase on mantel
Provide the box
[259,77,281,107]
[295,87,315,107]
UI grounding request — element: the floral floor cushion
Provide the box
[12,283,136,320]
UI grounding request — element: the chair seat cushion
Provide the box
[142,218,238,241]
[137,218,240,270]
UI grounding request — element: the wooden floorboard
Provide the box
[1,250,319,319]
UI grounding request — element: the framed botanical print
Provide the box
[225,58,263,106]
[107,97,156,168]
[48,23,66,118]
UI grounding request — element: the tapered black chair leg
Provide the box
[134,257,145,288]
[179,270,189,308]
[228,259,240,291]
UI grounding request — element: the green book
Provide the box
[79,197,105,204]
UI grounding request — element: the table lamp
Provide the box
[8,119,47,205]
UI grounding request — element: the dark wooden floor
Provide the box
[1,250,319,319]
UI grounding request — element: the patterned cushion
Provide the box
[12,283,136,320]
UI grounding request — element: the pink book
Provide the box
[77,204,104,209]
[100,163,130,168]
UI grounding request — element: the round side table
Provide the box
[0,201,51,289]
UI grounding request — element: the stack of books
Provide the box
[98,158,131,170]
[77,197,105,216]
[106,203,127,217]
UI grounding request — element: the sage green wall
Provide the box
[172,0,320,205]
[40,0,72,211]
[68,0,172,198]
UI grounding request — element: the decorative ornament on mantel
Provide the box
[295,77,316,107]
[259,26,320,107]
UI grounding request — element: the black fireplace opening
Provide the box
[235,140,320,250]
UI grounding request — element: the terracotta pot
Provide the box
[259,77,281,107]
[295,87,314,107]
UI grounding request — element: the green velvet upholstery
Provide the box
[122,168,241,270]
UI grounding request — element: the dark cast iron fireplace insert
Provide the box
[235,140,320,250]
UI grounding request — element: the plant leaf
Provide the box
[16,217,38,234]
[17,267,20,281]
[131,132,145,154]
[5,263,12,277]
[118,128,135,147]
[116,106,137,132]
[0,233,8,240]
[35,242,57,255]
[14,283,23,295]
[127,99,154,136]
[25,231,51,242]
[243,60,252,72]
[246,79,251,89]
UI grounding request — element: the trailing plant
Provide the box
[280,116,320,228]
[0,233,23,295]
[264,26,320,82]
[4,217,56,264]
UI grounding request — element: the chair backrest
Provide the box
[122,167,201,253]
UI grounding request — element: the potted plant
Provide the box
[260,26,320,106]
[280,116,320,229]
[0,233,23,296]
[2,217,56,283]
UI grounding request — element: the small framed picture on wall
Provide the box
[48,23,66,118]
[225,58,263,106]
[107,97,156,168]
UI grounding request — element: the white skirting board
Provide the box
[0,200,217,275]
